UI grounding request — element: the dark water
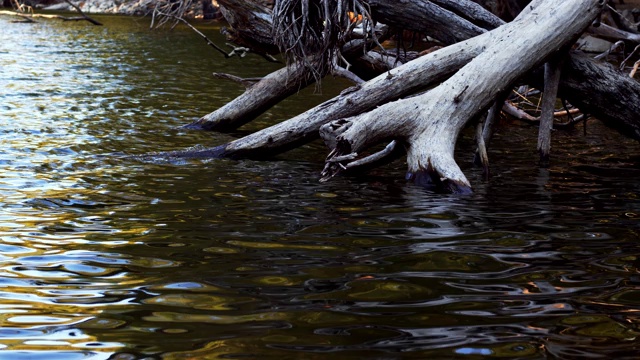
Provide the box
[1,14,640,360]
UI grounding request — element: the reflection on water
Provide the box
[1,13,640,360]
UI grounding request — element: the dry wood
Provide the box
[0,9,99,23]
[428,0,505,29]
[191,0,490,132]
[181,32,492,158]
[320,0,603,193]
[537,54,564,166]
[186,36,383,131]
[589,22,640,42]
[367,0,487,45]
[158,0,640,193]
[473,92,508,170]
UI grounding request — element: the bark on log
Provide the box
[429,0,505,29]
[177,33,494,159]
[191,0,493,132]
[217,0,278,55]
[559,52,640,141]
[186,36,385,131]
[367,0,487,45]
[537,54,564,166]
[159,0,640,194]
[320,0,603,193]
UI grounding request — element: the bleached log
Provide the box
[320,0,604,193]
[537,54,564,166]
[367,0,486,45]
[182,32,494,159]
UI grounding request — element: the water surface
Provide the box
[1,14,640,359]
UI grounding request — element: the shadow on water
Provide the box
[0,12,640,360]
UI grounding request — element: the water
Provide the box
[1,13,640,359]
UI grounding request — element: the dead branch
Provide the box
[589,22,640,42]
[0,9,100,24]
[153,11,248,59]
[538,53,565,166]
[212,73,262,88]
[63,0,102,25]
[594,40,625,60]
[320,0,602,193]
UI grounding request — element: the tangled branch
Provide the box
[151,0,194,29]
[272,0,375,82]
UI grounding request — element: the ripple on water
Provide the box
[2,13,640,360]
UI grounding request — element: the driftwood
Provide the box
[157,0,640,193]
[186,36,387,131]
[187,0,490,132]
[171,31,490,159]
[0,9,100,23]
[0,0,102,25]
[320,0,603,193]
[537,53,565,166]
[174,0,639,155]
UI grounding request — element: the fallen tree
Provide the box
[153,0,640,193]
[321,0,603,193]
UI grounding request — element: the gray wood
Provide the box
[321,0,603,193]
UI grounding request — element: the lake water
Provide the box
[1,13,640,360]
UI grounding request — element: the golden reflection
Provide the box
[227,240,341,251]
[143,311,289,324]
[142,293,254,311]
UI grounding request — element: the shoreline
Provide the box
[2,0,223,19]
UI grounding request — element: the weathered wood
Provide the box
[589,22,640,42]
[429,0,505,29]
[172,0,639,162]
[473,92,508,168]
[190,0,491,132]
[181,32,493,158]
[187,36,384,131]
[559,52,640,141]
[217,0,278,55]
[159,0,640,195]
[537,54,564,166]
[321,0,603,193]
[368,0,487,45]
[186,63,314,131]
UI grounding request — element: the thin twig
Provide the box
[212,73,262,88]
[332,65,365,84]
[594,40,624,61]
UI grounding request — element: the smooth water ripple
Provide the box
[1,12,640,360]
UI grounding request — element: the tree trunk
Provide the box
[186,37,385,131]
[156,0,640,194]
[320,0,603,193]
[216,0,277,54]
[190,0,492,132]
[186,63,315,131]
[367,0,487,45]
[559,53,640,141]
[173,32,491,159]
